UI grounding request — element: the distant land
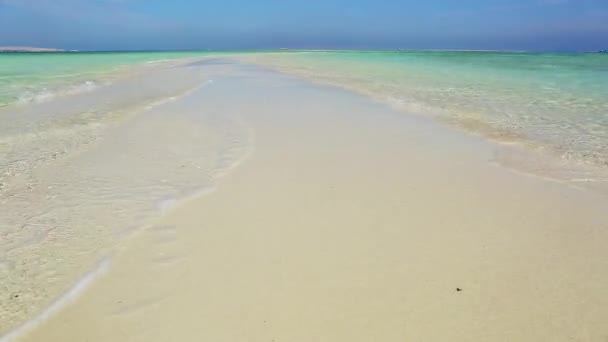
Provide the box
[0,46,64,52]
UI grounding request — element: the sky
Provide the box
[0,0,607,51]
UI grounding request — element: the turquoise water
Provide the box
[250,50,608,169]
[2,49,608,168]
[0,51,221,106]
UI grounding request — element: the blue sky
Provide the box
[0,0,607,51]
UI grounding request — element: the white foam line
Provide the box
[0,258,111,342]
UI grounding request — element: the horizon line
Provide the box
[1,46,606,54]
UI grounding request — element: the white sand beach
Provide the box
[8,58,608,342]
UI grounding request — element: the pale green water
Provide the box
[0,51,222,106]
[1,49,607,169]
[250,50,608,169]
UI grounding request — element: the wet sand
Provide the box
[13,60,608,341]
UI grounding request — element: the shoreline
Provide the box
[0,258,109,342]
[235,53,608,195]
[3,50,607,188]
[11,59,608,342]
[0,57,253,336]
[0,56,204,109]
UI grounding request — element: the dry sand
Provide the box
[16,60,608,341]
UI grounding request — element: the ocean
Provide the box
[0,51,222,107]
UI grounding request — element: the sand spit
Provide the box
[10,59,608,342]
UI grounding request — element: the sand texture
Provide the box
[12,59,608,342]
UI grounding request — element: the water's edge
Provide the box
[237,52,608,195]
[0,57,254,338]
[3,51,608,339]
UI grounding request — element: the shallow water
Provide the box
[243,51,608,180]
[0,59,253,335]
[0,51,250,107]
